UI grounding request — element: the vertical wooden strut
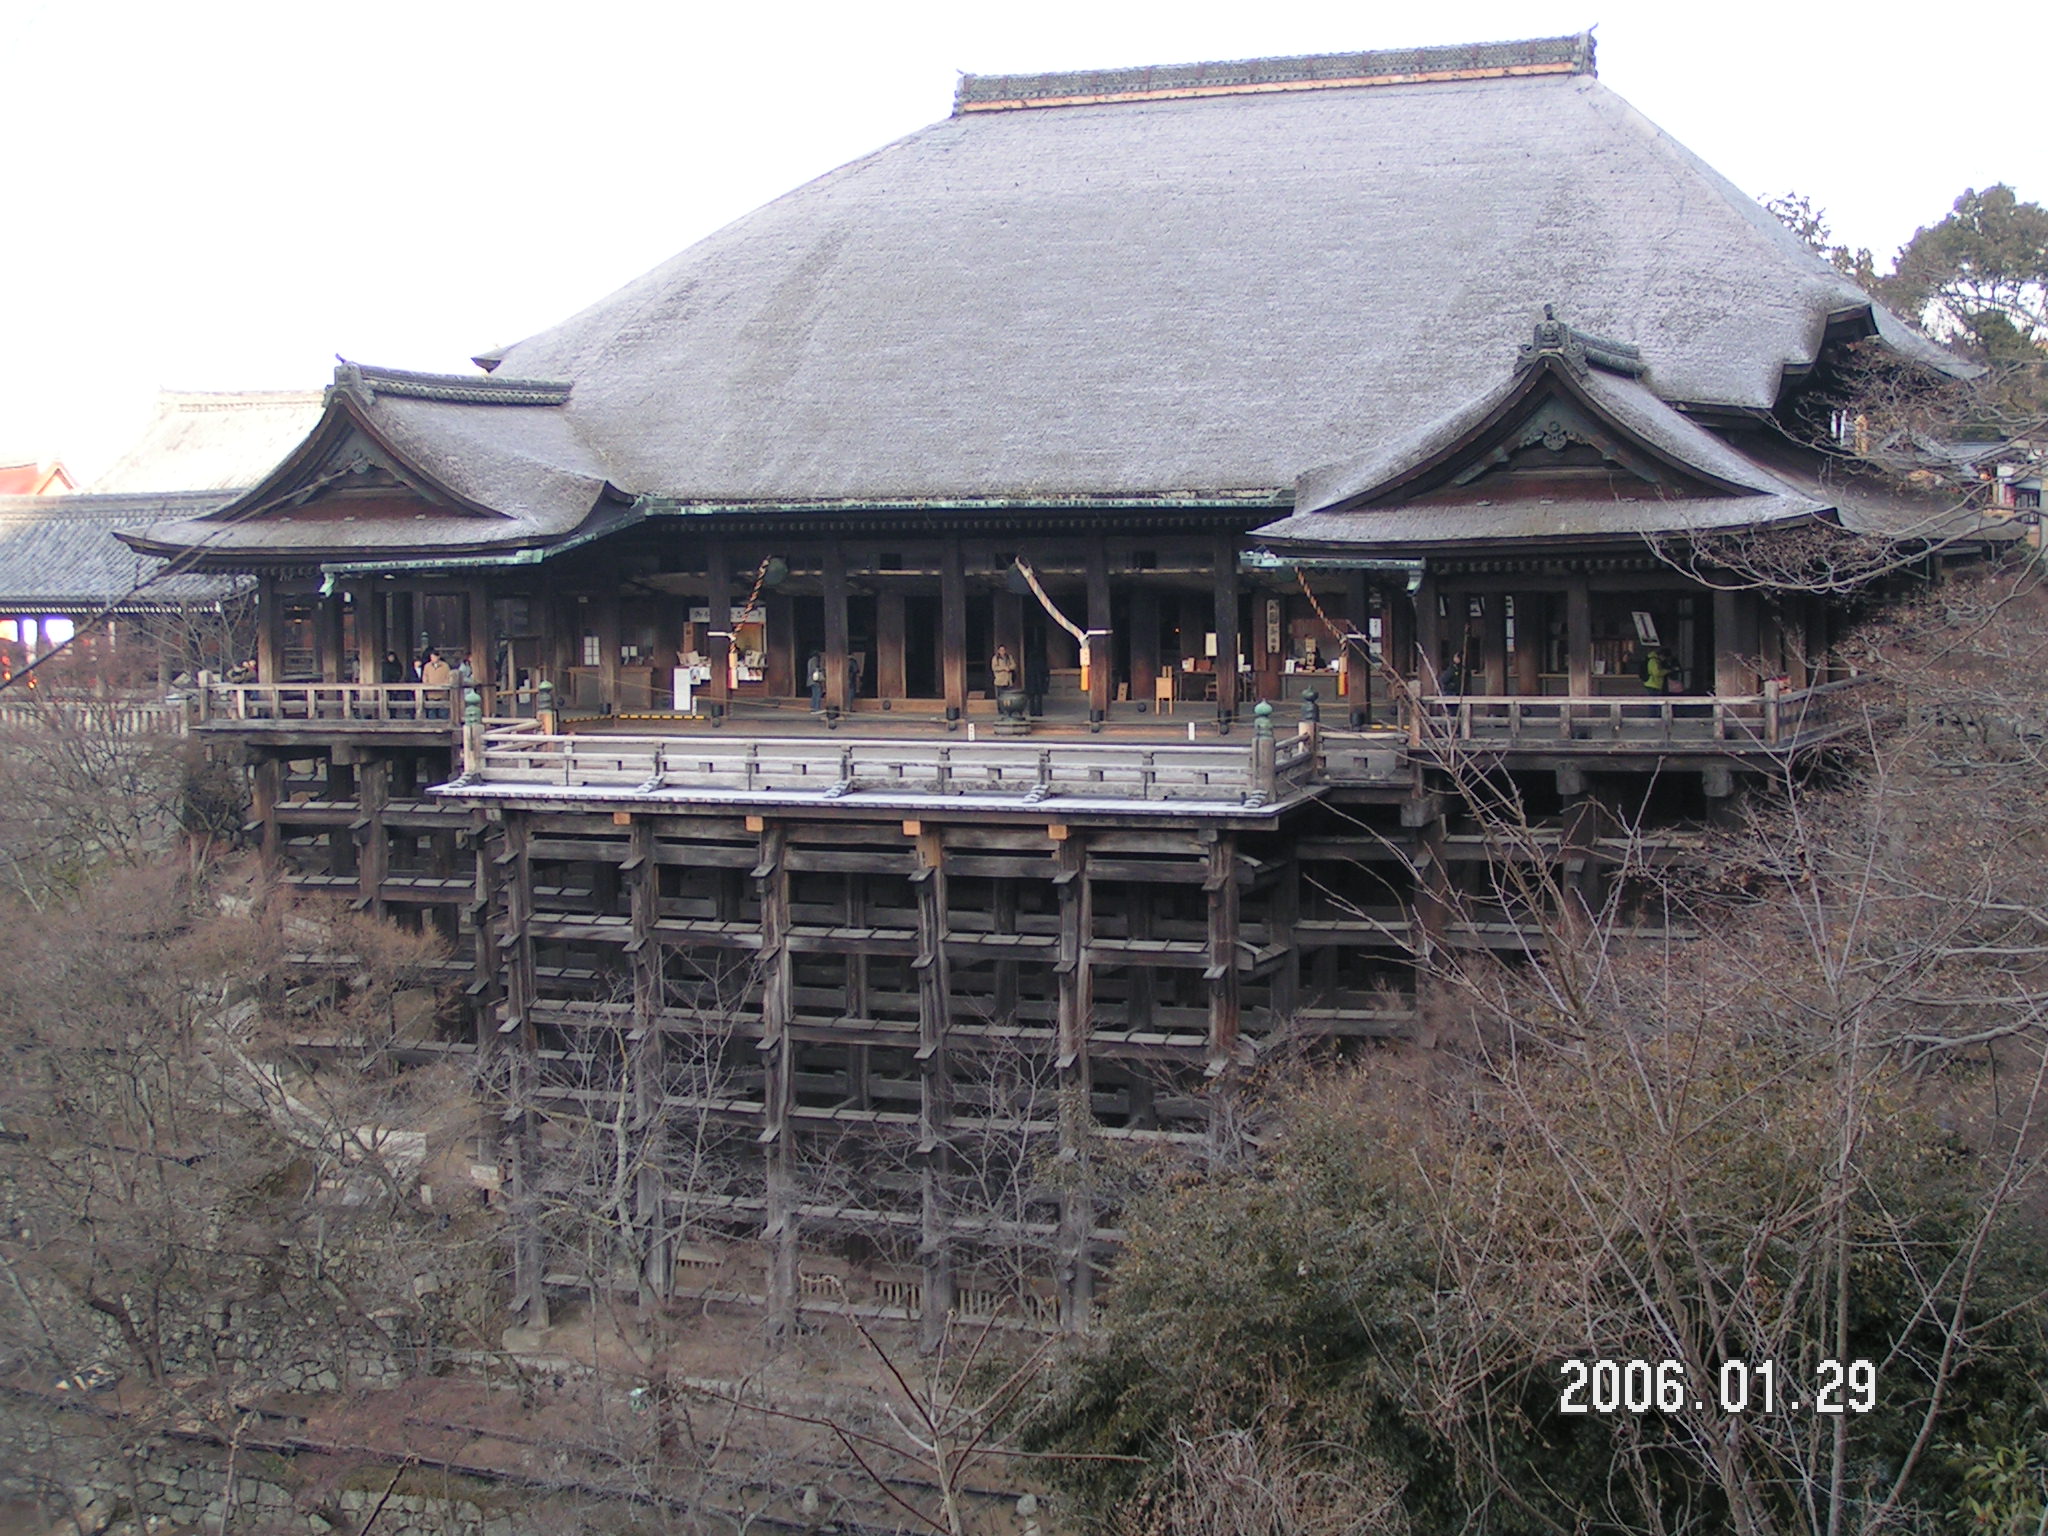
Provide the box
[755,821,798,1337]
[1212,534,1240,723]
[941,537,968,722]
[1204,843,1236,1122]
[356,755,389,916]
[499,814,548,1327]
[1053,831,1094,1331]
[627,816,669,1304]
[706,540,732,718]
[823,539,850,718]
[912,826,954,1348]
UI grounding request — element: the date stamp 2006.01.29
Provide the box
[1559,1359,1877,1416]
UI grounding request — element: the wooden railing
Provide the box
[1411,678,1872,750]
[460,727,1318,807]
[194,683,544,726]
[0,698,188,737]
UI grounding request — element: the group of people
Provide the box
[375,648,476,717]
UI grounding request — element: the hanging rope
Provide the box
[1294,565,1368,656]
[1011,558,1089,645]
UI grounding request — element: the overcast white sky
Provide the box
[4,0,2041,477]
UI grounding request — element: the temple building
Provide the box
[120,34,1989,1333]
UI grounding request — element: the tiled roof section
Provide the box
[955,34,1593,112]
[336,363,571,407]
[88,391,326,494]
[0,492,247,608]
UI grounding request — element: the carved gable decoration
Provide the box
[1325,309,1761,514]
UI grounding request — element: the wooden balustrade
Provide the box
[1408,677,1871,750]
[466,729,1301,806]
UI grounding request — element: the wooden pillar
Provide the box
[941,537,967,722]
[256,574,283,682]
[1713,588,1752,695]
[756,822,798,1337]
[392,587,418,664]
[1266,853,1299,1029]
[1129,587,1159,712]
[1512,593,1542,695]
[1414,575,1442,691]
[1206,833,1240,1071]
[251,752,282,867]
[496,814,548,1328]
[354,585,384,687]
[627,817,669,1302]
[1212,536,1239,722]
[596,590,622,713]
[706,541,732,717]
[1566,579,1593,697]
[877,591,907,701]
[467,580,494,691]
[1343,572,1371,724]
[1053,830,1093,1331]
[1086,538,1112,719]
[913,827,954,1348]
[318,591,345,683]
[356,755,388,916]
[823,540,850,717]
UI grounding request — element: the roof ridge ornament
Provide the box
[1516,304,1646,378]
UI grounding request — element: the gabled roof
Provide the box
[1254,317,1989,553]
[87,391,327,493]
[117,365,616,567]
[0,492,248,611]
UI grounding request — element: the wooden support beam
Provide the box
[877,590,907,701]
[824,539,850,717]
[1212,536,1239,722]
[1054,833,1094,1331]
[257,574,283,683]
[1206,835,1241,1068]
[356,756,389,918]
[467,579,494,690]
[706,540,733,716]
[941,537,968,722]
[355,584,387,689]
[1087,535,1112,719]
[627,816,669,1303]
[756,821,798,1338]
[1414,574,1442,692]
[499,814,547,1328]
[1343,571,1371,723]
[1566,578,1593,698]
[252,755,282,867]
[914,825,954,1349]
[316,590,345,684]
[596,589,622,713]
[1129,586,1159,712]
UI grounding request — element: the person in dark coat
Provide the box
[1023,644,1049,717]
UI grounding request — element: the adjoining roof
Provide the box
[0,492,248,611]
[470,40,1962,507]
[0,460,76,496]
[87,390,327,493]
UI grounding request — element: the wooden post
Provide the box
[941,537,967,723]
[706,542,732,718]
[1129,586,1159,711]
[497,814,548,1328]
[756,822,798,1338]
[596,589,622,713]
[1566,578,1593,697]
[467,580,494,694]
[877,590,907,701]
[1054,833,1094,1331]
[1714,588,1752,696]
[627,817,669,1303]
[1414,574,1442,691]
[823,540,850,718]
[1206,832,1242,1161]
[1344,571,1371,725]
[913,827,954,1348]
[312,591,342,683]
[355,584,386,688]
[1212,535,1239,723]
[356,755,389,916]
[1087,538,1112,721]
[256,574,283,682]
[251,751,282,866]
